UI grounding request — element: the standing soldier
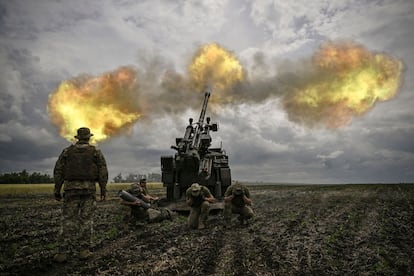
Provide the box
[223,182,254,226]
[185,183,215,229]
[53,127,108,263]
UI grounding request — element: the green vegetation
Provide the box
[0,183,55,195]
[0,170,53,184]
[0,182,163,195]
[109,182,163,191]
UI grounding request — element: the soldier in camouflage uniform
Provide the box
[186,183,216,229]
[53,127,108,263]
[120,183,174,224]
[139,178,159,201]
[223,182,254,226]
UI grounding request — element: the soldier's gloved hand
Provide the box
[133,200,141,206]
[224,195,233,203]
[54,193,62,201]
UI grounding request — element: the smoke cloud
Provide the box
[225,41,403,128]
[48,41,404,142]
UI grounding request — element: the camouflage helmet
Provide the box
[130,183,141,192]
[75,127,93,140]
[190,183,201,197]
[139,177,147,184]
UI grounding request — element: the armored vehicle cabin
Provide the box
[160,87,231,211]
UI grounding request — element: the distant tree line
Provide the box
[0,170,162,184]
[0,170,54,184]
[113,172,161,183]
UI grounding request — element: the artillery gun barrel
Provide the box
[191,86,213,149]
[197,86,212,125]
[160,84,231,206]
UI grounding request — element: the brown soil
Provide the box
[1,184,413,275]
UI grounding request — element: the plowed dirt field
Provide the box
[1,184,413,275]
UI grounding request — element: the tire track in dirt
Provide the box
[212,189,296,275]
[304,187,382,274]
[85,218,227,275]
[212,224,256,275]
[372,185,414,274]
[2,185,414,275]
[248,190,311,274]
[16,227,137,276]
[249,187,373,274]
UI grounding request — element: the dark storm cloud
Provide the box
[0,2,38,40]
[311,126,414,183]
[0,0,413,184]
[0,1,103,38]
[0,45,61,125]
[0,135,60,162]
[0,125,67,173]
[0,94,15,123]
[217,95,414,183]
[370,127,414,153]
[104,142,166,168]
[0,18,68,174]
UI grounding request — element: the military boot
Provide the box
[224,220,232,229]
[167,209,178,221]
[198,221,206,229]
[223,215,231,226]
[53,253,67,263]
[79,249,92,260]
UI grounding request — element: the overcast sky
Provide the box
[1,0,413,184]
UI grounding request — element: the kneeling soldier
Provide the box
[223,182,254,226]
[186,183,215,229]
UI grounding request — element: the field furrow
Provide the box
[1,184,413,275]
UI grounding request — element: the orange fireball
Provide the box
[283,41,403,128]
[47,66,142,142]
[188,43,245,102]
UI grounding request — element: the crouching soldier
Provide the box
[186,183,215,229]
[223,182,254,226]
[120,183,174,225]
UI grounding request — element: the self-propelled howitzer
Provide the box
[160,87,231,211]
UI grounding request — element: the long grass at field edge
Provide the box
[1,182,412,195]
[0,183,164,195]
